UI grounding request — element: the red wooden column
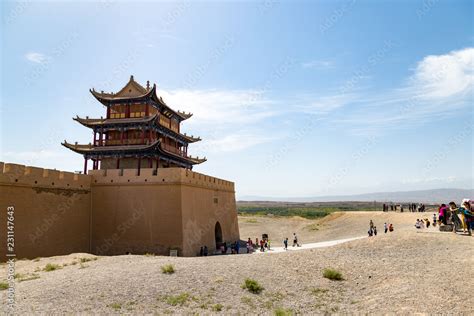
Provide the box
[120,129,124,144]
[83,158,88,175]
[141,128,145,144]
[106,106,111,119]
[93,131,97,146]
[126,103,131,118]
[99,130,103,146]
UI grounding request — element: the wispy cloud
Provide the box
[295,93,360,115]
[157,48,473,150]
[159,89,277,127]
[308,47,474,132]
[196,132,275,153]
[301,59,334,69]
[24,52,49,64]
[409,47,473,100]
[158,89,279,153]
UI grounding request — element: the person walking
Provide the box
[283,238,288,250]
[293,233,300,247]
[384,222,388,233]
[373,226,378,236]
[449,202,463,233]
[235,240,240,254]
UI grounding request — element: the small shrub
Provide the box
[161,264,175,274]
[165,293,189,306]
[323,268,343,281]
[0,282,8,290]
[79,263,88,269]
[274,307,294,316]
[305,223,319,231]
[241,296,255,308]
[43,263,61,272]
[242,278,264,294]
[245,218,258,223]
[264,300,274,309]
[79,257,97,263]
[15,273,40,282]
[212,303,223,311]
[311,288,329,295]
[21,274,40,282]
[108,303,121,310]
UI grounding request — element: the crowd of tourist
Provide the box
[435,199,473,236]
[199,241,243,256]
[368,219,393,236]
[382,203,428,212]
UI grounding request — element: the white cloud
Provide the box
[157,89,280,153]
[195,133,274,153]
[159,89,277,127]
[326,47,474,130]
[24,52,49,64]
[410,47,473,100]
[296,93,360,114]
[302,60,334,69]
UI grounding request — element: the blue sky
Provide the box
[1,0,473,198]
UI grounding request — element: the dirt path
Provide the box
[239,211,435,246]
[254,236,366,254]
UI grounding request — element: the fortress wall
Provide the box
[180,185,240,256]
[0,163,91,260]
[0,162,239,259]
[89,168,238,256]
[90,168,184,256]
[89,167,235,192]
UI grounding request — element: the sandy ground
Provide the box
[1,211,473,315]
[239,211,437,246]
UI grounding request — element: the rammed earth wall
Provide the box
[0,162,239,260]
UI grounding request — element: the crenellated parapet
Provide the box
[0,162,91,190]
[89,167,234,192]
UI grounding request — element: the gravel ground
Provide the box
[1,211,472,315]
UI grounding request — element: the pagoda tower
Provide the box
[62,76,206,174]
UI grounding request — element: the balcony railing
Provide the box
[96,139,187,157]
[161,142,186,157]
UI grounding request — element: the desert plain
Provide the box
[1,211,473,314]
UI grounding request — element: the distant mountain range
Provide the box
[238,188,473,204]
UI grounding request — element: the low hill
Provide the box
[239,188,473,203]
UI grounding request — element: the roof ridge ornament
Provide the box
[130,75,134,81]
[146,80,150,91]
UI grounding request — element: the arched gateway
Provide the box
[215,222,223,248]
